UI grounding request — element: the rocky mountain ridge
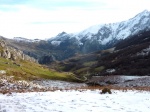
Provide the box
[49,10,150,51]
[0,37,37,62]
[3,10,150,64]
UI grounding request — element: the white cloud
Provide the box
[0,0,150,39]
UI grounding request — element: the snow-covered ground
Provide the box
[0,90,150,112]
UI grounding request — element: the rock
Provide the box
[13,62,21,67]
[101,88,112,94]
[0,39,6,48]
[0,70,6,74]
[0,38,37,63]
[0,83,4,87]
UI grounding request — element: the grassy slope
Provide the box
[52,53,100,79]
[0,57,82,82]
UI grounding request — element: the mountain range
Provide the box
[2,10,150,64]
[49,10,150,51]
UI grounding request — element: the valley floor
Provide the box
[0,90,150,112]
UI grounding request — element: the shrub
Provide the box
[94,66,105,72]
[101,88,112,94]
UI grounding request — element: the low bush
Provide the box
[101,88,112,94]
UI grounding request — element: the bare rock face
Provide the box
[0,39,6,48]
[0,38,37,62]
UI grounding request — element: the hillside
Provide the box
[0,38,85,93]
[52,30,150,80]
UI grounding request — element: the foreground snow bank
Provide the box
[0,90,150,112]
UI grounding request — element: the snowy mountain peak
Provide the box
[132,10,150,21]
[75,10,150,40]
[138,10,150,16]
[48,10,150,53]
[78,24,104,36]
[57,32,68,37]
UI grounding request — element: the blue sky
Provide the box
[0,0,150,39]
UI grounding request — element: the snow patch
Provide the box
[51,41,61,46]
[78,24,103,36]
[101,35,112,45]
[137,46,150,56]
[106,69,116,73]
[0,90,150,112]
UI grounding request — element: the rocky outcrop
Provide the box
[0,38,37,62]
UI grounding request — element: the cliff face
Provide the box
[0,38,37,62]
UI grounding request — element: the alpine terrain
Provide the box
[4,10,150,64]
[0,9,150,112]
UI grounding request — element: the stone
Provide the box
[0,70,6,74]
